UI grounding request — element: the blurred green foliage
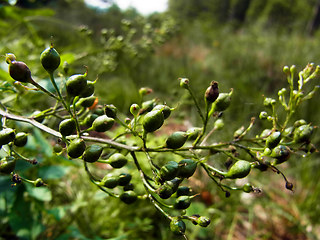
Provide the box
[0,0,319,239]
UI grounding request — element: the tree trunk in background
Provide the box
[308,0,320,35]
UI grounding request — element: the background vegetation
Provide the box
[0,0,320,239]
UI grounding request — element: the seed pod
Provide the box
[66,74,87,96]
[118,173,132,186]
[197,216,211,227]
[76,96,97,108]
[0,157,16,174]
[294,119,307,128]
[67,138,86,158]
[6,54,31,83]
[83,113,99,127]
[120,190,137,204]
[214,89,233,111]
[282,126,294,138]
[167,178,183,193]
[265,131,281,149]
[53,144,63,153]
[123,183,134,191]
[166,131,188,149]
[130,103,140,116]
[101,175,119,188]
[177,186,191,197]
[270,145,290,165]
[170,217,186,235]
[179,78,189,89]
[174,195,191,209]
[205,81,219,103]
[153,105,172,119]
[34,178,45,187]
[159,161,179,181]
[108,153,128,168]
[92,115,114,132]
[234,126,245,139]
[263,97,276,108]
[82,144,103,163]
[186,127,202,140]
[139,99,156,114]
[59,118,76,136]
[0,128,16,146]
[214,119,224,130]
[242,183,253,193]
[13,132,28,147]
[142,109,164,133]
[224,160,251,179]
[40,46,61,73]
[157,182,174,199]
[177,159,197,178]
[293,124,313,143]
[104,104,117,118]
[79,80,95,98]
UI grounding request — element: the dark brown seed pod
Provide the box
[205,81,219,103]
[6,53,31,83]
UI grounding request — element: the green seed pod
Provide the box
[197,216,211,227]
[82,144,103,163]
[260,129,272,138]
[167,178,183,193]
[66,74,87,96]
[118,173,132,186]
[130,103,140,116]
[76,96,97,108]
[263,97,276,108]
[186,127,202,140]
[59,118,76,136]
[259,111,268,120]
[31,110,45,123]
[79,80,95,98]
[270,145,290,165]
[142,109,164,133]
[123,183,134,191]
[40,46,61,73]
[242,183,253,193]
[179,78,189,89]
[139,87,153,97]
[13,132,28,147]
[177,159,197,178]
[214,119,224,130]
[166,131,188,149]
[0,157,16,174]
[234,126,245,139]
[170,217,186,235]
[108,153,128,168]
[294,119,308,128]
[92,115,114,132]
[94,106,104,116]
[224,160,251,179]
[120,190,137,204]
[101,175,119,188]
[153,105,172,119]
[282,126,294,138]
[177,186,191,197]
[0,128,16,146]
[6,54,31,83]
[214,89,233,111]
[205,81,219,103]
[159,161,179,181]
[157,183,174,199]
[265,131,281,149]
[104,104,117,118]
[67,138,86,158]
[53,144,63,153]
[83,113,98,127]
[34,178,45,187]
[293,124,313,143]
[174,195,191,210]
[140,99,156,114]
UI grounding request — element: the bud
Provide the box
[205,81,219,103]
[179,78,189,89]
[259,111,268,120]
[214,119,224,130]
[283,66,290,75]
[263,97,276,108]
[130,103,140,116]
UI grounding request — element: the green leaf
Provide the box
[38,165,71,180]
[25,184,52,202]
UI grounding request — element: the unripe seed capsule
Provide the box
[59,118,76,136]
[7,58,32,83]
[214,89,233,111]
[67,138,86,158]
[177,186,191,196]
[174,195,191,209]
[177,159,197,178]
[108,153,128,168]
[197,216,211,227]
[66,74,87,96]
[40,46,61,73]
[76,96,97,108]
[166,131,188,149]
[104,104,117,118]
[186,127,202,140]
[82,144,103,163]
[0,128,16,146]
[270,145,290,165]
[0,157,16,174]
[170,217,186,235]
[214,119,224,130]
[242,183,253,193]
[224,160,251,179]
[265,131,281,149]
[118,173,132,186]
[293,124,313,143]
[159,161,179,181]
[79,80,95,98]
[259,111,268,120]
[101,175,119,188]
[142,109,164,132]
[34,178,45,187]
[13,132,28,147]
[153,104,172,119]
[92,115,114,132]
[130,103,140,116]
[120,190,137,204]
[179,78,189,89]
